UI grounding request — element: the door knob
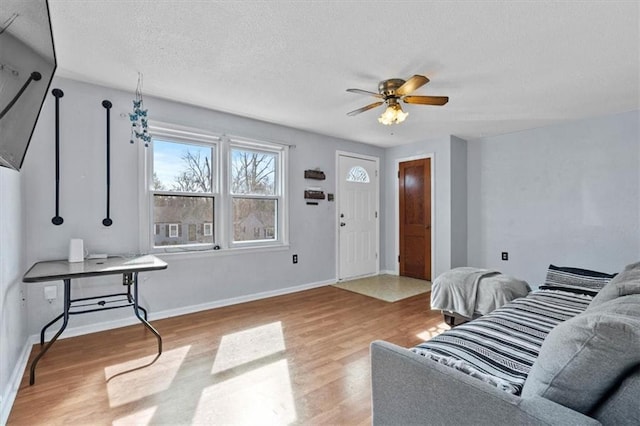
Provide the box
[340,222,346,227]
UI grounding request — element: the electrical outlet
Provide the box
[292,254,298,264]
[501,252,509,261]
[44,285,57,301]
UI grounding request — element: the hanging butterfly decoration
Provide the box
[129,72,151,146]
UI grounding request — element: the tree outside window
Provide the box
[230,147,278,243]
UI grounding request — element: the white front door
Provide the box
[337,153,379,281]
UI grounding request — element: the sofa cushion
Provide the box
[588,261,640,309]
[591,365,640,425]
[521,294,640,414]
[540,264,615,296]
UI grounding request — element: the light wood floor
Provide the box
[8,285,447,425]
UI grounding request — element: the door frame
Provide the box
[394,153,435,278]
[335,150,381,281]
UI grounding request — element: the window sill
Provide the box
[150,243,291,261]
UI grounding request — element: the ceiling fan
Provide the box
[346,75,448,125]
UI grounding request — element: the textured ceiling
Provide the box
[49,1,639,147]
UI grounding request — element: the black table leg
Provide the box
[40,312,64,346]
[30,278,71,385]
[125,275,148,320]
[131,272,162,355]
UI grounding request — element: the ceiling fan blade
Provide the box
[346,88,384,98]
[403,95,449,106]
[347,101,384,116]
[396,75,430,96]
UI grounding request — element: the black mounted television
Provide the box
[0,0,56,171]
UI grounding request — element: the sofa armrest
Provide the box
[370,340,600,426]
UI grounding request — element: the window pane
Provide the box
[233,198,276,242]
[153,195,214,246]
[230,148,276,195]
[153,140,213,193]
[346,166,370,183]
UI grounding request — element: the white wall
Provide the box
[467,110,640,287]
[0,167,27,421]
[382,135,467,278]
[21,77,383,336]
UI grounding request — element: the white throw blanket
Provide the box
[430,267,530,318]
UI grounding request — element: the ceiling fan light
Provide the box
[378,104,408,125]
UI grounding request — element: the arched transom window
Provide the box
[346,166,370,183]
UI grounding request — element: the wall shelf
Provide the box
[304,169,326,180]
[304,190,325,200]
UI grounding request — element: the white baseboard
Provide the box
[144,278,334,324]
[32,278,334,343]
[1,278,334,423]
[0,339,31,425]
[380,269,399,276]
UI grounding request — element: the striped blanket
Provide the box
[412,290,592,394]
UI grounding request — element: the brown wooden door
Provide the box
[399,158,431,280]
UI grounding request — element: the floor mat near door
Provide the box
[332,274,431,302]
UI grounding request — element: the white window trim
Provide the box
[203,222,213,236]
[139,122,289,255]
[147,124,218,252]
[168,223,179,238]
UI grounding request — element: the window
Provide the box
[168,223,179,238]
[230,146,280,244]
[151,138,216,248]
[146,124,287,252]
[346,166,370,183]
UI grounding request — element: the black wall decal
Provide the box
[51,88,64,226]
[102,100,113,227]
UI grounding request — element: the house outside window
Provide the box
[146,123,288,252]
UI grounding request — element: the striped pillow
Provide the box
[540,264,616,296]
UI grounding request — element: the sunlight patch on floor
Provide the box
[342,355,371,396]
[112,406,157,426]
[212,321,285,374]
[104,346,190,407]
[195,359,296,425]
[416,321,449,341]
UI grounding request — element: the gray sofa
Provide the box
[371,262,640,425]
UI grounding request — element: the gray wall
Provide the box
[21,77,383,336]
[450,135,468,267]
[0,167,27,421]
[382,135,468,278]
[467,110,640,287]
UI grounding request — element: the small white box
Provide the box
[44,285,57,300]
[68,238,85,263]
